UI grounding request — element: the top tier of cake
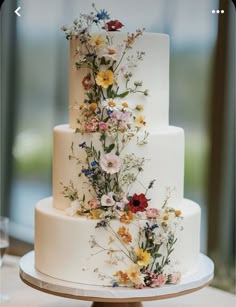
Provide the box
[69,32,169,131]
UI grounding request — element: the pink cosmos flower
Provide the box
[168,272,181,284]
[88,198,100,209]
[84,118,98,132]
[150,274,167,287]
[110,110,132,128]
[100,153,122,174]
[145,208,160,219]
[99,121,108,131]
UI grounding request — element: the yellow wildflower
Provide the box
[79,103,87,110]
[126,264,142,284]
[163,215,169,221]
[89,34,105,48]
[108,100,116,107]
[96,70,114,88]
[90,209,102,219]
[122,102,129,108]
[135,248,151,266]
[136,104,144,111]
[135,114,146,127]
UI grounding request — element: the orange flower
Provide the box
[114,270,129,284]
[120,211,134,224]
[175,210,182,217]
[89,102,98,111]
[117,226,132,244]
[95,70,114,88]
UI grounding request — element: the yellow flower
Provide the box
[89,102,98,111]
[108,100,116,107]
[122,102,129,108]
[126,264,142,284]
[90,209,102,219]
[79,103,87,110]
[135,248,151,266]
[135,114,146,127]
[89,34,105,48]
[120,211,134,224]
[96,70,114,88]
[163,215,169,221]
[135,104,144,111]
[175,210,182,217]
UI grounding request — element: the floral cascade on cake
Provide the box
[60,5,183,288]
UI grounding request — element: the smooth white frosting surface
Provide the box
[53,125,184,210]
[35,198,201,286]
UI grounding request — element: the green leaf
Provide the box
[117,91,129,98]
[106,143,115,153]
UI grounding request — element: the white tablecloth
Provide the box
[1,255,235,307]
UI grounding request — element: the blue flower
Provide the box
[96,9,110,21]
[112,282,119,287]
[107,109,113,116]
[91,160,97,167]
[81,168,93,177]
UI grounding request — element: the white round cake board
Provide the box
[20,251,214,305]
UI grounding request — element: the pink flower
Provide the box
[150,274,167,287]
[100,153,122,174]
[84,118,98,132]
[145,208,160,219]
[99,121,108,131]
[168,272,181,284]
[110,110,132,128]
[88,198,100,209]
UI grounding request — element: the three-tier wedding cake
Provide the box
[35,6,201,288]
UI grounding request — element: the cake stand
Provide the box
[19,251,214,307]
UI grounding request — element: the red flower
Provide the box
[82,73,93,90]
[128,193,148,213]
[105,20,124,31]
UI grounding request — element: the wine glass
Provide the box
[0,216,9,302]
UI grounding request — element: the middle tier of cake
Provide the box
[53,125,185,210]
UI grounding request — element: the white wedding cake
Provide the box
[35,6,201,288]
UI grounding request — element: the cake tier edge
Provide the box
[35,197,201,286]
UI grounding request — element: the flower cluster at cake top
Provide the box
[61,5,183,289]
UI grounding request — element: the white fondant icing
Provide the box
[35,198,201,286]
[53,125,184,210]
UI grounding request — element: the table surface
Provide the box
[1,255,235,307]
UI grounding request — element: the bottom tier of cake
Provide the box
[35,198,201,287]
